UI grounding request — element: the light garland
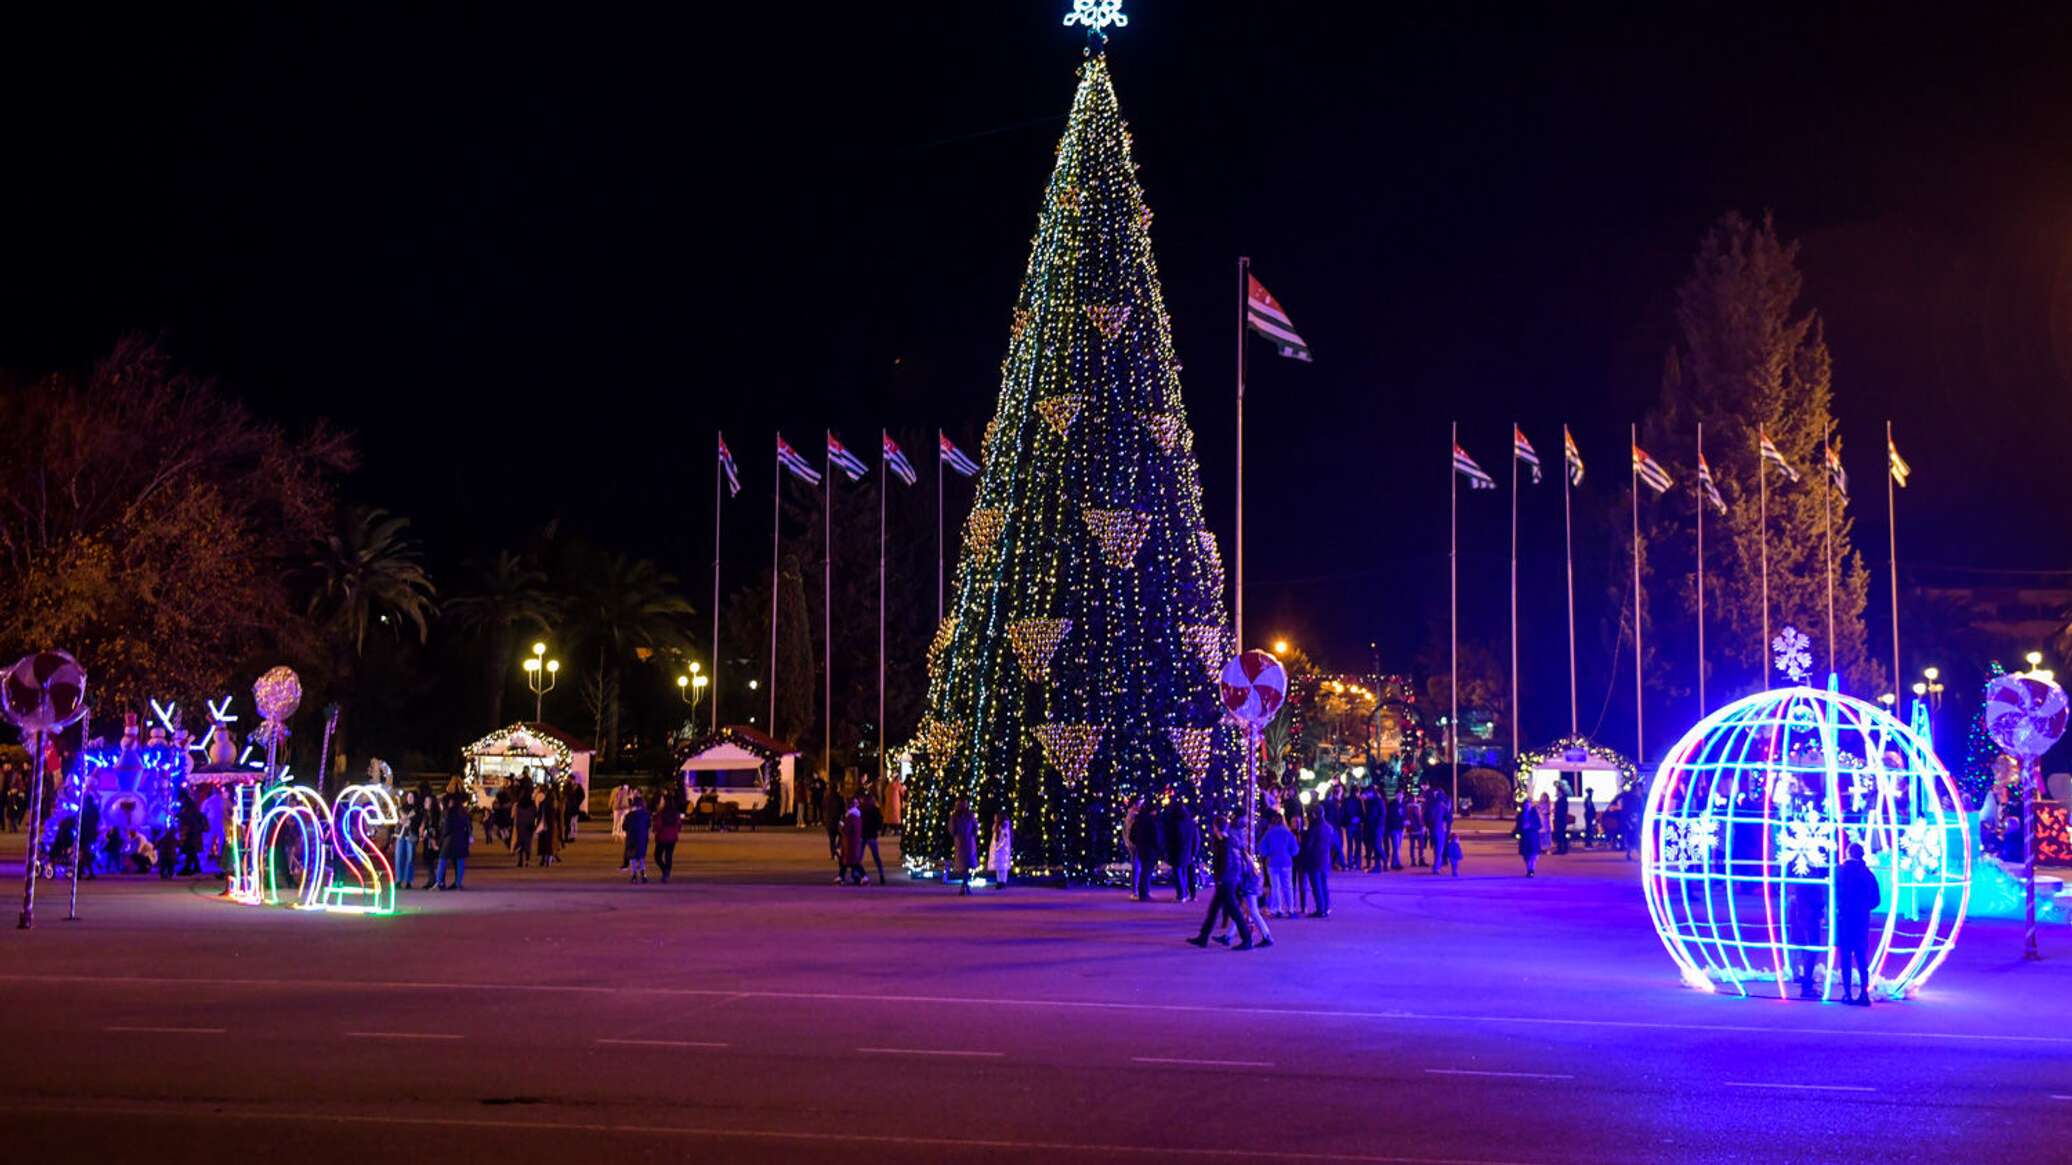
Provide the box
[1008,618,1073,682]
[965,508,1005,559]
[1141,412,1182,453]
[1182,624,1229,678]
[1035,395,1086,438]
[462,722,574,801]
[1083,303,1131,341]
[1640,683,1970,1001]
[1083,508,1151,568]
[1168,726,1216,786]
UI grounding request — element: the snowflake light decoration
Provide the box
[1659,811,1720,866]
[1899,817,1946,878]
[1771,625,1813,684]
[1776,805,1835,876]
[1063,0,1128,35]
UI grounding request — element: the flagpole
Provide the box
[1509,422,1519,771]
[1824,420,1836,674]
[1563,426,1577,737]
[712,434,722,733]
[1696,422,1706,716]
[1631,423,1645,767]
[1450,420,1460,808]
[825,432,833,793]
[1887,420,1900,701]
[770,445,779,733]
[879,433,888,794]
[936,431,945,627]
[1759,430,1770,689]
[1236,256,1249,652]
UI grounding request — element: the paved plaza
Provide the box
[1,824,2067,1164]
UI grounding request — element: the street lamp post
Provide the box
[523,642,560,722]
[677,662,708,724]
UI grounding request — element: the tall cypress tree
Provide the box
[905,53,1238,880]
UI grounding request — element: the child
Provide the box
[1444,831,1463,877]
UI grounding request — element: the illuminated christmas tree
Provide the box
[905,51,1238,880]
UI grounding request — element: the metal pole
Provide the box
[1246,725,1260,848]
[1450,421,1459,808]
[17,730,46,929]
[936,430,945,627]
[770,446,779,732]
[1759,432,1769,687]
[824,433,833,792]
[1631,423,1644,768]
[1697,422,1706,716]
[65,739,84,921]
[879,436,887,794]
[1887,420,1900,710]
[713,434,723,733]
[1510,422,1519,770]
[1563,425,1577,736]
[1235,256,1248,650]
[1823,420,1835,674]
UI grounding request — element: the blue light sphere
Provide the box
[1640,683,1970,1000]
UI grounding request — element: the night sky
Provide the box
[6,3,2070,740]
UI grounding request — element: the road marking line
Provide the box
[10,973,2061,1048]
[2054,1095,2072,1101]
[103,1026,224,1035]
[1725,1082,1875,1093]
[594,1038,730,1049]
[1424,1069,1573,1080]
[856,1047,1004,1058]
[345,1031,464,1041]
[1134,1057,1276,1068]
[0,1101,1535,1164]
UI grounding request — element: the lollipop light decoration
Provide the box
[5,651,89,929]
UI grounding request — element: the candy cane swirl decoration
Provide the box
[1985,673,2069,759]
[2,651,89,734]
[1219,650,1287,731]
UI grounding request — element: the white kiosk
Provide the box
[1517,736,1636,834]
[461,722,593,807]
[675,726,799,825]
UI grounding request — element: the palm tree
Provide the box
[446,550,559,727]
[304,506,437,787]
[574,554,695,763]
[308,507,438,654]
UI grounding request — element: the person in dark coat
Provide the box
[1552,787,1571,855]
[1516,801,1544,877]
[1299,805,1336,916]
[1164,799,1200,902]
[1426,788,1453,874]
[653,794,683,882]
[1786,880,1829,999]
[1834,843,1882,1005]
[436,795,472,890]
[1582,790,1598,849]
[823,782,847,860]
[859,793,886,885]
[948,798,979,894]
[1127,796,1161,900]
[1383,791,1407,870]
[537,789,560,867]
[512,792,536,867]
[1186,816,1255,950]
[78,792,101,878]
[176,792,206,875]
[622,794,652,883]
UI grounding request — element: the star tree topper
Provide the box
[1063,0,1128,36]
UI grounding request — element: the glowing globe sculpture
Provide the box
[1640,682,1970,1000]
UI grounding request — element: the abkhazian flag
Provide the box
[883,432,917,486]
[1631,443,1674,495]
[1563,425,1585,486]
[827,432,869,481]
[1826,436,1849,496]
[939,431,980,477]
[1245,274,1312,363]
[717,433,741,497]
[776,434,822,485]
[1513,425,1542,484]
[1697,452,1727,514]
[1759,426,1800,482]
[1888,434,1911,488]
[1453,443,1497,490]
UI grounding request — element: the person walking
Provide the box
[1298,805,1335,917]
[1517,799,1544,877]
[1258,810,1299,919]
[948,798,979,894]
[653,793,683,882]
[1553,787,1571,855]
[1835,843,1881,1005]
[436,794,471,890]
[860,793,887,885]
[837,799,866,885]
[1405,792,1428,868]
[1582,789,1598,850]
[1127,796,1159,900]
[823,780,846,860]
[1427,788,1453,874]
[537,787,559,868]
[512,790,536,867]
[1186,816,1255,951]
[622,793,652,883]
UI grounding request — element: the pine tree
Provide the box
[905,53,1238,880]
[1960,660,2008,807]
[1643,212,1884,709]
